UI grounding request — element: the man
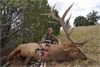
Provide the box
[41,27,59,45]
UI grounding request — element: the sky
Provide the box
[48,0,100,26]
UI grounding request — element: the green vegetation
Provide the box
[0,0,60,48]
[74,10,100,27]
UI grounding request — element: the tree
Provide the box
[74,10,100,27]
[74,16,88,27]
[87,10,100,25]
[0,0,20,48]
[0,0,33,48]
[25,0,60,42]
[0,0,60,48]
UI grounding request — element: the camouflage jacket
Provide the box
[41,33,59,44]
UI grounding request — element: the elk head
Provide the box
[41,3,93,60]
[64,44,87,61]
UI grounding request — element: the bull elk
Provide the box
[1,3,93,66]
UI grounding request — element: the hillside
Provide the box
[57,25,100,67]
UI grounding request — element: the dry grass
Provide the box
[57,25,100,67]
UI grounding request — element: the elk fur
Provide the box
[1,43,87,66]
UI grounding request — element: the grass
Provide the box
[57,25,100,67]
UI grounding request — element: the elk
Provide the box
[1,43,87,66]
[1,3,93,66]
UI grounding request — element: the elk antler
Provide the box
[41,3,93,45]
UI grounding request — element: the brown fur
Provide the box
[49,43,87,62]
[1,43,87,66]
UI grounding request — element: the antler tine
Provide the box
[40,4,60,21]
[52,4,56,11]
[50,4,60,21]
[68,28,74,36]
[75,37,94,45]
[66,14,74,36]
[62,3,74,20]
[66,14,72,24]
[66,14,72,28]
[67,29,94,45]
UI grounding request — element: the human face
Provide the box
[47,28,53,34]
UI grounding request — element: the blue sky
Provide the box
[48,0,100,26]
